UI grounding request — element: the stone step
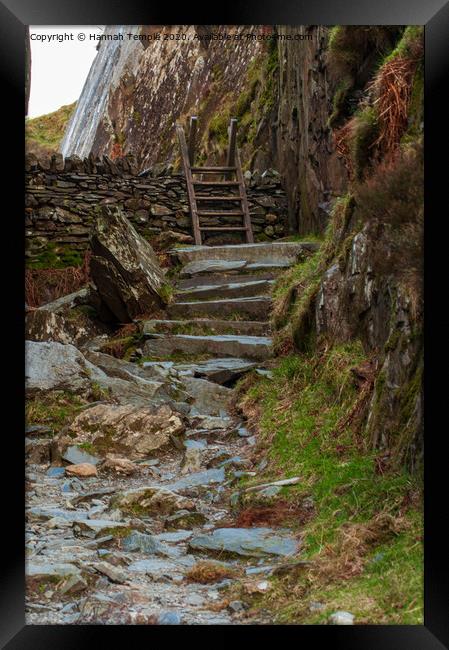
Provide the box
[177,271,277,290]
[143,334,272,361]
[179,258,293,278]
[175,357,259,385]
[173,241,318,265]
[175,278,274,302]
[168,296,272,321]
[142,319,271,337]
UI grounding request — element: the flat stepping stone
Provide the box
[142,319,271,337]
[175,279,274,302]
[173,242,319,265]
[26,561,81,579]
[181,376,232,417]
[179,258,294,278]
[165,467,226,492]
[28,507,90,523]
[188,527,300,558]
[168,296,271,321]
[175,357,258,385]
[143,334,272,361]
[177,271,277,289]
[127,555,195,577]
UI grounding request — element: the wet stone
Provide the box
[46,467,66,478]
[157,611,182,625]
[62,446,101,466]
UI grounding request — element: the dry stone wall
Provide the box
[25,154,288,261]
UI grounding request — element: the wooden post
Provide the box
[177,123,201,246]
[188,116,198,166]
[226,118,238,168]
[235,147,254,243]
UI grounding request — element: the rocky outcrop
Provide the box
[60,26,264,168]
[274,26,348,233]
[60,403,185,460]
[90,206,165,322]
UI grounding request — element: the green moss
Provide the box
[78,441,95,453]
[158,282,174,304]
[26,243,84,270]
[102,525,134,539]
[208,113,230,146]
[383,26,423,65]
[349,106,379,180]
[328,78,352,128]
[26,391,87,434]
[132,110,142,125]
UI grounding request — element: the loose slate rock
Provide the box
[25,341,95,394]
[122,532,165,555]
[113,486,196,516]
[188,527,300,558]
[165,467,225,492]
[65,463,97,478]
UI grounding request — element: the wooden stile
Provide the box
[176,116,254,246]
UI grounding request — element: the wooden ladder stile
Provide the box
[176,116,254,246]
[176,119,201,246]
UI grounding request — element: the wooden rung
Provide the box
[191,166,236,172]
[195,196,242,201]
[197,210,243,216]
[193,181,240,186]
[199,226,248,231]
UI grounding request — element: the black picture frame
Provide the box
[2,0,447,647]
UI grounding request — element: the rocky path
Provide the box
[25,242,315,625]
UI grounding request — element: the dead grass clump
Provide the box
[185,561,240,584]
[314,512,410,583]
[370,54,422,155]
[235,500,313,528]
[114,323,139,338]
[25,251,90,307]
[100,337,134,359]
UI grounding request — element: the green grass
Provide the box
[26,390,87,435]
[235,343,423,624]
[25,102,76,154]
[26,243,84,270]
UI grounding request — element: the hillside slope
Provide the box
[26,103,76,157]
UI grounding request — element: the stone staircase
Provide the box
[142,241,318,371]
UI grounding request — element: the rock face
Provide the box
[58,25,347,237]
[275,26,348,233]
[90,206,165,322]
[60,26,264,168]
[62,403,185,459]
